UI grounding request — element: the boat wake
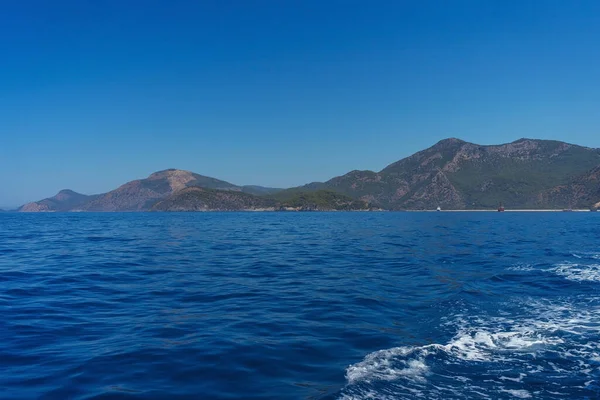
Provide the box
[508,252,600,283]
[339,297,600,399]
[551,262,600,282]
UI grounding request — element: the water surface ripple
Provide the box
[1,212,599,399]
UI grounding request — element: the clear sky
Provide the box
[2,1,600,207]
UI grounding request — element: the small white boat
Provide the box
[436,206,441,212]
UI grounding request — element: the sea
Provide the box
[1,212,599,399]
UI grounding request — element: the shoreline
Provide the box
[8,208,598,213]
[412,209,595,212]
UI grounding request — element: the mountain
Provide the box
[79,169,242,211]
[18,189,99,212]
[152,187,276,211]
[297,138,600,209]
[18,169,284,212]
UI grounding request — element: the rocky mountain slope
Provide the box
[79,169,240,211]
[300,138,600,209]
[538,165,600,209]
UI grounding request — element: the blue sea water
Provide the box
[1,212,600,400]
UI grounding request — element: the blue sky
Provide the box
[1,1,600,207]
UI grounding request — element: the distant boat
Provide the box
[563,208,573,212]
[497,203,505,212]
[436,206,441,212]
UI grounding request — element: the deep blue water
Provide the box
[1,212,600,399]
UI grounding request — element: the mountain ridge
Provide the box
[19,169,283,212]
[17,138,600,211]
[296,138,600,209]
[19,189,99,212]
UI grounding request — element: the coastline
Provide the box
[9,208,598,213]
[412,209,595,212]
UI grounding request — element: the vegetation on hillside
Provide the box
[152,187,276,211]
[270,190,369,210]
[153,188,370,211]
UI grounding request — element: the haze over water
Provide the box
[2,212,599,399]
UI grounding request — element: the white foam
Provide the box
[342,297,600,399]
[499,389,532,398]
[345,325,561,389]
[439,328,556,363]
[508,259,600,283]
[346,346,430,383]
[550,262,600,282]
[507,264,537,272]
[571,252,600,260]
[499,373,526,383]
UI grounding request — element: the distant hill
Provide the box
[19,169,284,212]
[19,189,99,212]
[16,139,600,211]
[296,138,600,210]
